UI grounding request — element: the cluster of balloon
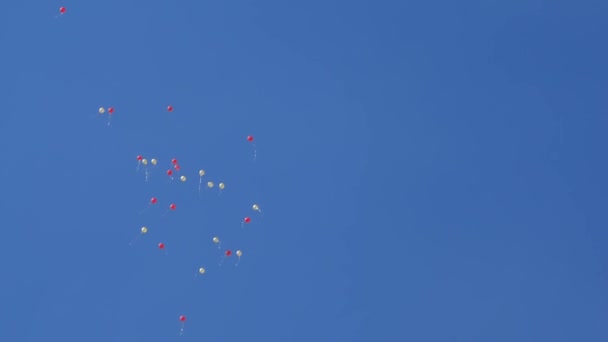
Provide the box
[71,4,265,335]
[126,129,264,336]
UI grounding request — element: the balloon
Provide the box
[236,250,242,257]
[244,217,251,224]
[168,105,174,112]
[59,7,66,14]
[213,236,220,244]
[174,164,181,171]
[171,158,178,165]
[218,182,225,190]
[252,204,259,211]
[150,197,158,204]
[167,170,173,176]
[199,170,205,177]
[137,155,143,161]
[98,107,105,114]
[158,242,165,249]
[108,107,114,114]
[142,159,148,165]
[179,315,186,322]
[141,226,148,234]
[151,158,157,165]
[207,181,214,188]
[169,203,176,210]
[225,250,232,257]
[180,175,187,182]
[198,267,206,274]
[247,135,254,142]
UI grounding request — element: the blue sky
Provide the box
[1,1,608,341]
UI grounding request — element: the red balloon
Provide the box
[244,217,251,223]
[59,7,66,14]
[225,250,232,256]
[108,107,114,114]
[150,197,158,204]
[171,158,178,165]
[174,164,180,171]
[158,243,165,249]
[137,155,143,161]
[169,204,176,210]
[167,105,174,112]
[167,170,173,176]
[247,135,254,142]
[179,315,186,322]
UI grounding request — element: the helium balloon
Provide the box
[247,136,257,160]
[179,315,186,322]
[225,250,232,257]
[108,107,114,114]
[171,158,178,165]
[168,105,174,112]
[98,107,105,114]
[169,203,176,210]
[235,250,243,266]
[244,217,251,224]
[198,267,206,274]
[137,155,143,161]
[180,175,187,182]
[141,226,148,234]
[174,164,181,171]
[207,181,214,188]
[252,204,260,211]
[213,236,221,249]
[150,197,158,204]
[158,243,165,249]
[219,182,225,190]
[151,158,157,165]
[142,159,148,166]
[59,7,66,14]
[199,170,205,176]
[167,169,173,177]
[247,135,254,142]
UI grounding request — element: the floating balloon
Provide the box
[199,170,205,176]
[198,170,206,195]
[213,236,221,249]
[137,155,143,161]
[158,242,165,249]
[247,136,257,160]
[180,175,187,182]
[198,267,206,274]
[98,107,105,114]
[59,7,66,14]
[169,203,176,210]
[252,204,260,211]
[219,182,225,190]
[174,164,181,171]
[130,226,148,245]
[179,315,186,335]
[150,197,158,204]
[244,217,251,223]
[151,158,157,165]
[207,181,214,188]
[168,105,174,112]
[235,250,243,266]
[167,169,173,177]
[142,159,148,166]
[108,107,114,114]
[171,158,178,165]
[225,250,232,257]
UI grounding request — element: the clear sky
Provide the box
[1,1,607,341]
